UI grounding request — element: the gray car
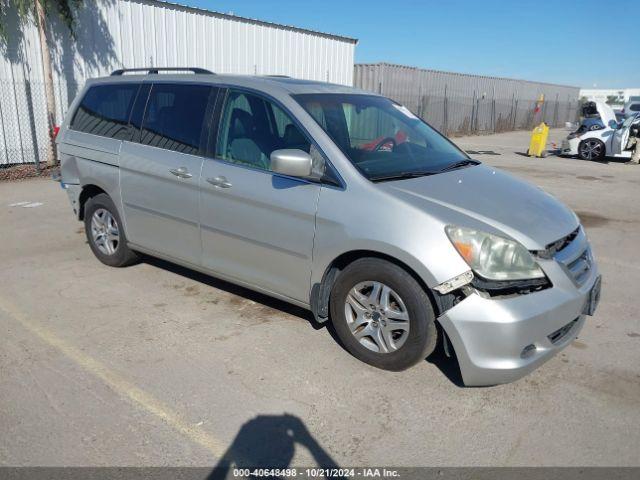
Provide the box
[57,67,601,386]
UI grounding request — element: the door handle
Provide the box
[169,167,192,179]
[206,176,232,188]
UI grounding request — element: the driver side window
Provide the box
[216,90,311,172]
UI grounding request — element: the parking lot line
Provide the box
[0,295,228,459]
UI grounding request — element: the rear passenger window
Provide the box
[139,83,211,155]
[71,84,138,139]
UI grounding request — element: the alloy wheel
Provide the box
[580,140,602,160]
[344,281,410,353]
[90,208,120,255]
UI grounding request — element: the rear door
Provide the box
[199,89,321,302]
[120,82,218,265]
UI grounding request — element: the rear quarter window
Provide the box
[71,84,139,139]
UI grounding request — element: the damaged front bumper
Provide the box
[437,229,600,386]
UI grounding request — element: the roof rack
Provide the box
[110,67,215,76]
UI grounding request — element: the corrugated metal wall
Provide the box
[0,0,357,165]
[354,63,580,136]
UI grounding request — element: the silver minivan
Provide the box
[57,68,601,386]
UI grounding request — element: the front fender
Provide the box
[311,185,471,294]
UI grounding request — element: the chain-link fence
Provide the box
[0,79,79,167]
[355,63,582,138]
[407,94,580,137]
[0,79,46,167]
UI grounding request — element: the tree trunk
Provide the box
[35,0,57,167]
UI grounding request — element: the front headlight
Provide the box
[445,226,545,281]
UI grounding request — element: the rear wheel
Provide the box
[578,138,605,161]
[329,258,437,371]
[84,193,138,267]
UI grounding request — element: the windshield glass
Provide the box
[293,93,470,181]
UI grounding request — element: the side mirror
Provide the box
[270,149,312,177]
[608,120,618,129]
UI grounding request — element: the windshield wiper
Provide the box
[370,170,438,182]
[370,159,480,182]
[438,159,480,173]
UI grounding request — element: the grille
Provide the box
[548,317,579,344]
[552,227,593,287]
[566,248,593,285]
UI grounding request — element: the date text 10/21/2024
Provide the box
[232,468,401,478]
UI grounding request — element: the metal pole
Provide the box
[492,86,496,133]
[423,95,430,122]
[443,84,448,135]
[509,92,515,131]
[470,90,476,135]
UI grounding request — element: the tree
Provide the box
[0,0,83,166]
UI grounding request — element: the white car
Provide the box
[562,101,639,161]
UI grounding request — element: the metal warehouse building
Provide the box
[0,0,357,165]
[354,63,580,136]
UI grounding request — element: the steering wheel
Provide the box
[373,137,396,152]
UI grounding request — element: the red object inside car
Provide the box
[361,130,408,151]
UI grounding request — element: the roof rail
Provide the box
[263,74,291,78]
[110,67,215,76]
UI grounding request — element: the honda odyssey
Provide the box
[57,67,601,386]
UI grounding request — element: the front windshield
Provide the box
[293,93,470,181]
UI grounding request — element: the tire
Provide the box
[84,193,138,267]
[578,138,605,161]
[329,258,437,371]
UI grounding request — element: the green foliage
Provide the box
[0,0,84,41]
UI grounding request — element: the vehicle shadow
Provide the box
[141,255,326,331]
[563,155,629,165]
[143,256,467,387]
[207,414,344,479]
[515,151,631,165]
[426,327,465,387]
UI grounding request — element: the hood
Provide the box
[594,101,617,128]
[378,164,578,250]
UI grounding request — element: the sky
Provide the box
[179,0,638,89]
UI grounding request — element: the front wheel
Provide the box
[578,138,605,161]
[84,193,139,267]
[329,258,437,371]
